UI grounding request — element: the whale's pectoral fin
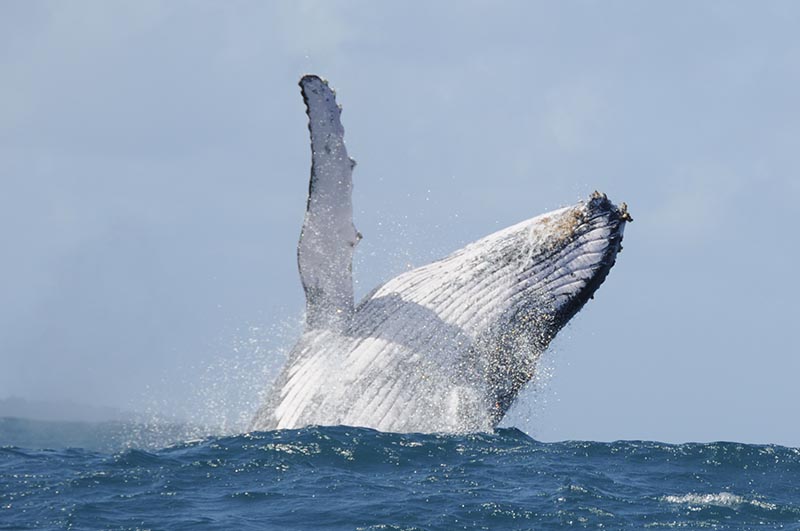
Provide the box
[297,75,360,331]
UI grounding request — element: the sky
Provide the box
[1,1,799,446]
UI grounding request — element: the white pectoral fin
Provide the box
[298,75,359,330]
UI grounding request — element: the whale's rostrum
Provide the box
[251,75,630,433]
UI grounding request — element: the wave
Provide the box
[662,492,777,510]
[2,423,800,530]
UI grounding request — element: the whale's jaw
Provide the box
[549,193,629,325]
[480,193,630,423]
[516,192,629,333]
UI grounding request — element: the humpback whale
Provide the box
[251,75,631,433]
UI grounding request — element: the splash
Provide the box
[127,317,301,448]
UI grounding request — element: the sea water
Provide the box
[2,418,799,530]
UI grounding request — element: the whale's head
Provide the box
[479,192,630,421]
[519,191,630,330]
[338,191,630,429]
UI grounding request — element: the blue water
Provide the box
[2,418,799,530]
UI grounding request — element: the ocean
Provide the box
[1,417,799,530]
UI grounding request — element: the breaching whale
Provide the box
[251,75,630,433]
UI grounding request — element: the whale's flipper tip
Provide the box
[299,74,329,91]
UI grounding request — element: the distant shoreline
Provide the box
[0,396,137,423]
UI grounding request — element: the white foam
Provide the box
[661,492,777,510]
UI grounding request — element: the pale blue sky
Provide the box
[1,1,798,445]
